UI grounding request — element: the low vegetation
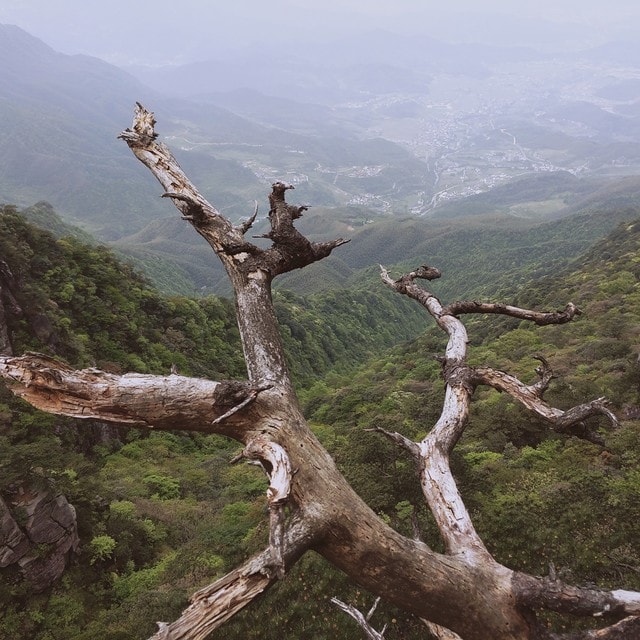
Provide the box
[1,204,639,638]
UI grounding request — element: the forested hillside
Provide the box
[0,206,428,639]
[114,196,640,299]
[298,218,640,635]
[1,202,639,638]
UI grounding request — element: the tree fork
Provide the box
[0,104,638,639]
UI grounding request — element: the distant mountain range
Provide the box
[0,24,165,239]
[0,24,428,241]
[4,24,640,296]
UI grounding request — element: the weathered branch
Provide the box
[376,263,639,635]
[119,106,348,281]
[0,353,258,436]
[365,426,420,458]
[553,616,640,639]
[442,300,581,325]
[418,384,492,561]
[3,105,637,639]
[119,104,252,257]
[380,265,467,362]
[150,518,314,640]
[120,104,349,389]
[333,597,465,640]
[151,557,273,640]
[531,354,555,396]
[380,266,491,560]
[242,437,293,577]
[331,597,387,640]
[554,397,619,431]
[421,619,463,640]
[260,181,350,276]
[237,200,259,234]
[379,264,621,557]
[473,365,619,441]
[514,575,640,638]
[210,385,271,426]
[514,574,640,618]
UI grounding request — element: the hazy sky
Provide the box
[1,0,639,65]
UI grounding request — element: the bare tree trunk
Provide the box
[1,104,638,640]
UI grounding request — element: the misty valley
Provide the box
[0,18,640,640]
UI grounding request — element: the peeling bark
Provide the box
[0,353,261,437]
[151,518,313,640]
[240,437,292,576]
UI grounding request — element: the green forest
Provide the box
[1,203,639,638]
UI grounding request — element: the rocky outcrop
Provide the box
[0,487,79,592]
[0,495,30,566]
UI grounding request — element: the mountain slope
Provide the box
[0,24,166,238]
[0,25,429,241]
[2,207,639,638]
[295,220,640,638]
[279,201,640,300]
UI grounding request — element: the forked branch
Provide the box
[378,264,620,565]
[473,364,619,441]
[331,597,387,640]
[119,104,348,280]
[4,102,638,640]
[119,104,349,389]
[119,103,249,258]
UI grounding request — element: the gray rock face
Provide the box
[0,496,30,566]
[22,491,77,544]
[0,487,79,592]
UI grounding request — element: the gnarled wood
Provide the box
[443,300,581,325]
[242,437,292,576]
[473,366,619,436]
[0,353,258,436]
[378,264,638,637]
[1,105,638,640]
[151,518,313,640]
[119,104,347,390]
[381,266,491,562]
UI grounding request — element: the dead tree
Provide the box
[0,104,639,640]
